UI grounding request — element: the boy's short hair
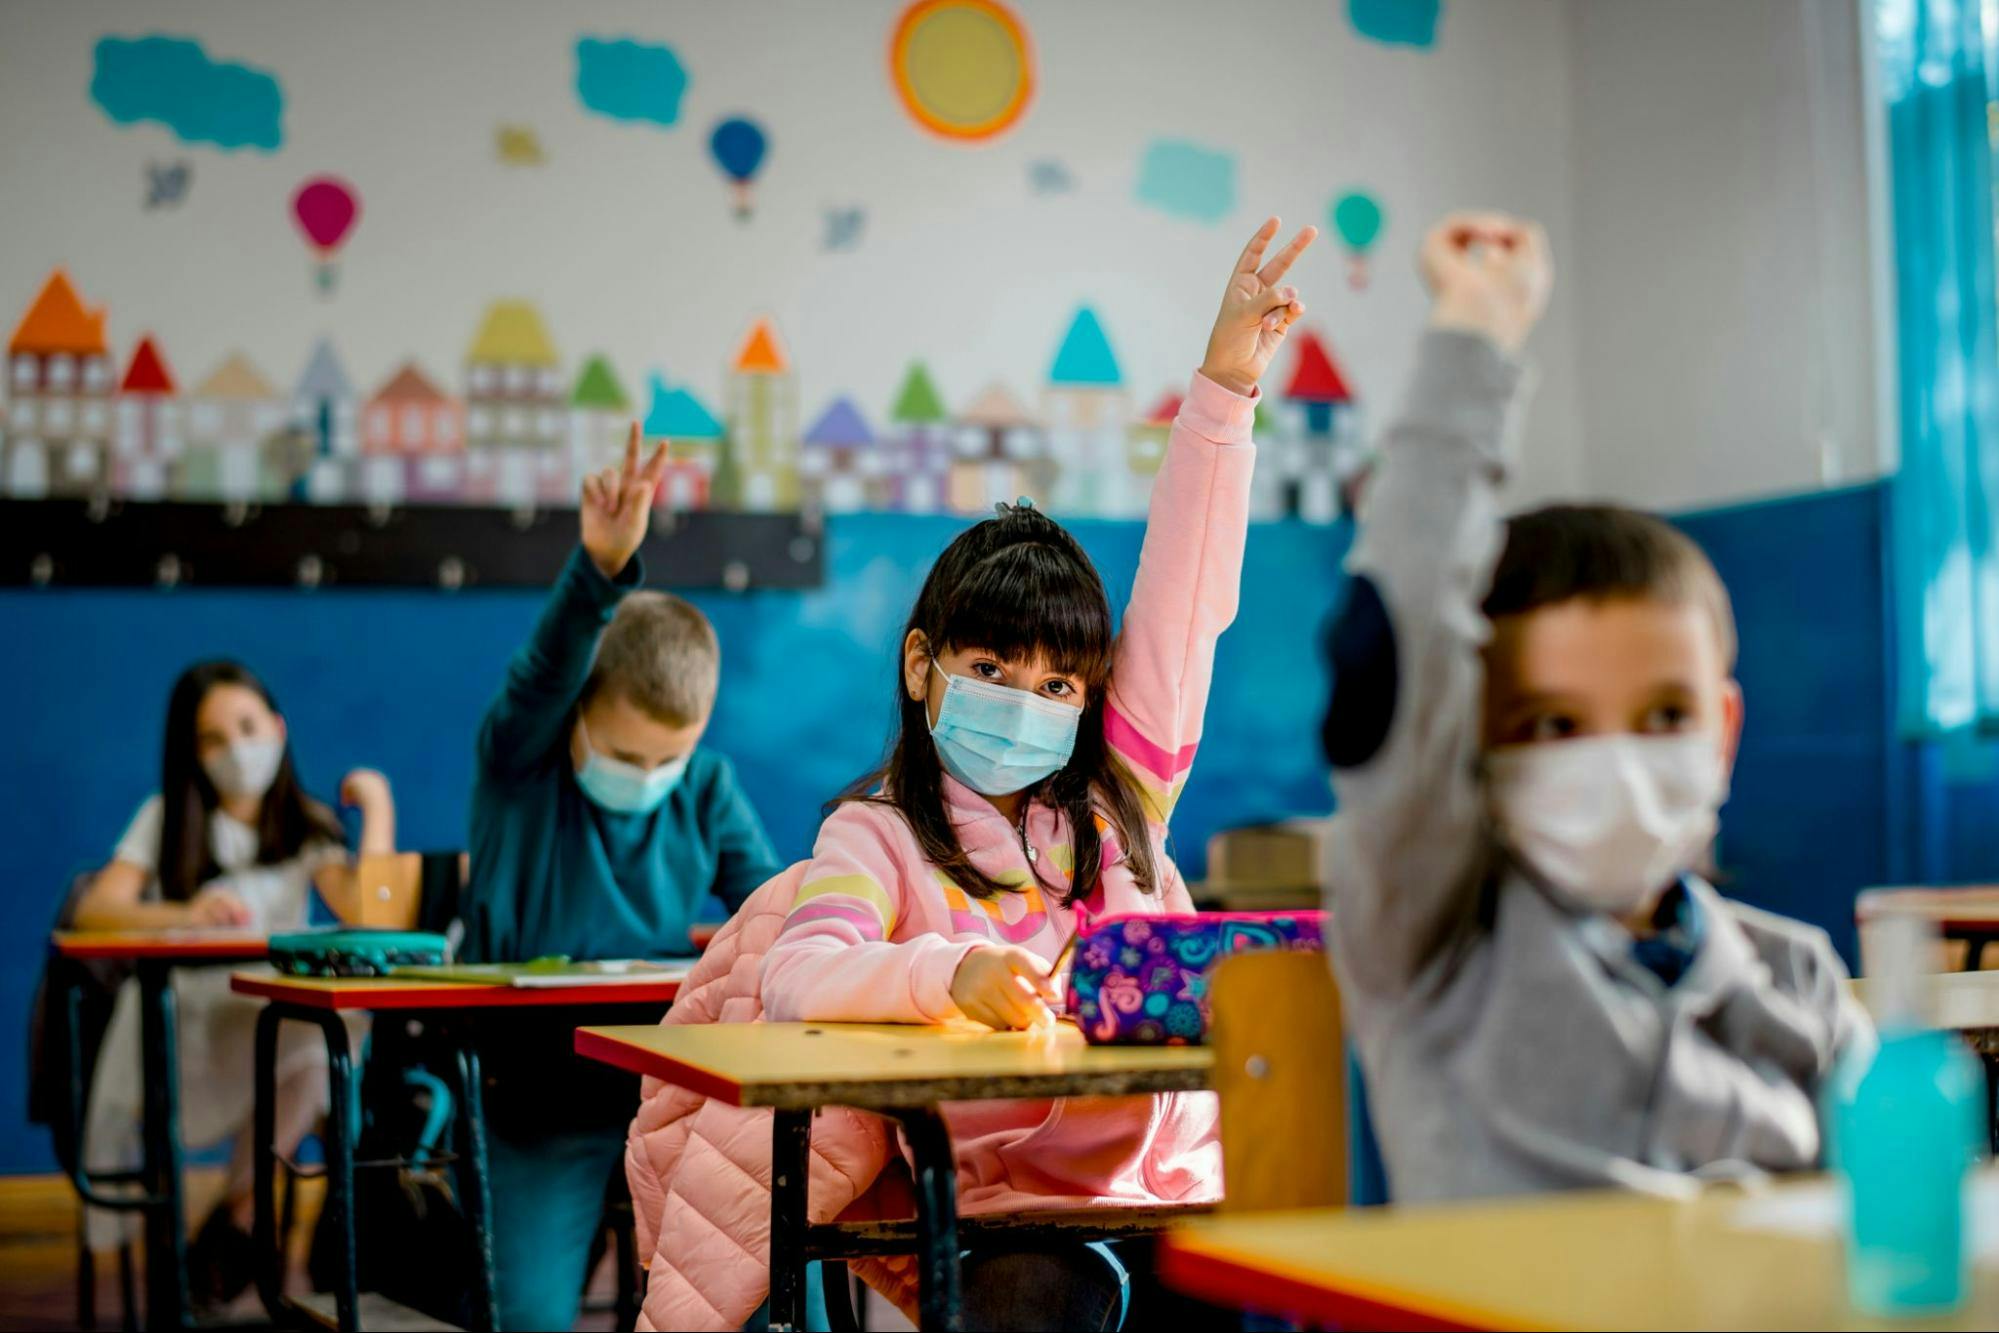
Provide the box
[582,592,720,725]
[1484,504,1738,671]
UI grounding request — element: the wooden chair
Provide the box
[315,852,469,930]
[1208,949,1350,1212]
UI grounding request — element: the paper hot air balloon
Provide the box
[1331,191,1384,290]
[292,176,360,295]
[709,117,768,221]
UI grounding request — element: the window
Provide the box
[46,354,73,390]
[501,408,527,438]
[370,407,391,442]
[80,403,106,434]
[537,368,561,396]
[193,403,222,437]
[504,365,530,394]
[434,409,457,443]
[10,355,34,390]
[537,408,562,439]
[470,364,496,395]
[45,401,73,434]
[402,405,426,441]
[82,357,109,392]
[467,408,492,439]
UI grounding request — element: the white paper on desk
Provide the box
[508,959,695,987]
[1728,1174,1999,1262]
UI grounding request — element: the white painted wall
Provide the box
[0,0,1587,505]
[1564,0,1888,511]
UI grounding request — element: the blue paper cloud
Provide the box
[90,35,283,151]
[1348,0,1441,49]
[575,37,688,128]
[1134,139,1235,224]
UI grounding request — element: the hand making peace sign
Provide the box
[581,423,671,579]
[1200,216,1319,397]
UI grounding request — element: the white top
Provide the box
[110,793,342,931]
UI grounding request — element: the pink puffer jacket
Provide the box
[626,862,922,1331]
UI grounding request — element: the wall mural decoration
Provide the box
[889,0,1035,143]
[90,34,284,152]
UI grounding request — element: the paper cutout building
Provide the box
[464,301,566,506]
[179,353,285,502]
[291,339,357,502]
[720,319,798,511]
[1274,329,1358,523]
[4,270,115,498]
[643,373,724,511]
[950,383,1044,515]
[114,335,179,500]
[361,361,463,504]
[1045,306,1133,516]
[883,361,950,513]
[799,395,880,513]
[568,353,631,492]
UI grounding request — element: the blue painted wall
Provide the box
[0,515,1347,1174]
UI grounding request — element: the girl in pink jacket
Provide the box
[759,218,1317,1329]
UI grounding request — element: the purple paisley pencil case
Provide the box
[1064,911,1326,1045]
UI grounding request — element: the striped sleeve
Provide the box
[1104,370,1257,825]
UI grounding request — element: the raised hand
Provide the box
[1420,212,1553,355]
[339,768,392,815]
[1200,217,1318,397]
[582,423,671,579]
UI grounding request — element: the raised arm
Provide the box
[1107,218,1315,825]
[1323,214,1550,999]
[476,427,669,781]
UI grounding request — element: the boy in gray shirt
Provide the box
[1323,211,1873,1201]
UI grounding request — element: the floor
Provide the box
[0,1171,628,1332]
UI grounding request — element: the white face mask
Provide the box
[1484,733,1727,916]
[203,737,286,801]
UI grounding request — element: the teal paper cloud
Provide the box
[1134,139,1235,224]
[575,37,688,127]
[90,35,283,151]
[1349,0,1441,49]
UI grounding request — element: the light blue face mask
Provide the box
[927,663,1083,796]
[575,724,691,815]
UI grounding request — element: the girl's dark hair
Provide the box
[838,503,1160,904]
[158,660,344,903]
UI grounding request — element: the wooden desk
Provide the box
[576,1021,1213,1332]
[1160,1178,1999,1331]
[1852,969,1999,1053]
[48,930,270,1332]
[1857,887,1999,969]
[234,973,680,1333]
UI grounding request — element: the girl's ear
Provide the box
[902,630,931,703]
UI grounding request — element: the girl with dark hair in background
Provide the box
[73,659,395,1309]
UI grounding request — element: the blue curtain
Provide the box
[1885,0,1999,737]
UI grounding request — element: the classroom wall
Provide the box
[1565,0,1890,510]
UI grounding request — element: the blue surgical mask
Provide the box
[575,724,690,815]
[927,663,1082,796]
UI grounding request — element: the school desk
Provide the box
[49,929,269,1333]
[574,1020,1214,1332]
[1158,1175,1999,1330]
[1857,886,1999,969]
[231,971,682,1333]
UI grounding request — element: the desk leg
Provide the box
[251,1005,286,1322]
[889,1107,962,1333]
[769,1109,811,1333]
[296,1007,361,1333]
[135,960,189,1333]
[452,1034,499,1331]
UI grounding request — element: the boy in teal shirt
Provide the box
[466,429,781,1330]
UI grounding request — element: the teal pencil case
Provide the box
[268,928,450,978]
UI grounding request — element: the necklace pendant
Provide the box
[1026,843,1039,863]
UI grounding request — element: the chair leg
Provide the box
[117,1242,138,1333]
[613,1207,641,1330]
[824,1262,858,1333]
[75,1214,97,1331]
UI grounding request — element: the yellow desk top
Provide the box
[1162,1177,1999,1331]
[1851,969,1999,1039]
[574,1020,1213,1110]
[230,970,680,1012]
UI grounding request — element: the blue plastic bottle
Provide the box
[1827,915,1984,1316]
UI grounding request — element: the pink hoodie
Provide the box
[628,370,1254,1327]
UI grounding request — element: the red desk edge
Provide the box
[230,973,681,1011]
[1157,1236,1490,1333]
[54,933,268,961]
[573,1027,745,1105]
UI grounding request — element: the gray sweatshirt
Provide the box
[1324,330,1874,1202]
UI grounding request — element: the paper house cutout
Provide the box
[571,354,630,412]
[1283,330,1354,405]
[120,336,176,395]
[10,269,108,356]
[1049,307,1121,386]
[731,319,789,375]
[644,374,724,440]
[890,362,948,424]
[803,396,875,448]
[468,300,560,366]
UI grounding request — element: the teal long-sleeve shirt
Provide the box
[463,547,780,963]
